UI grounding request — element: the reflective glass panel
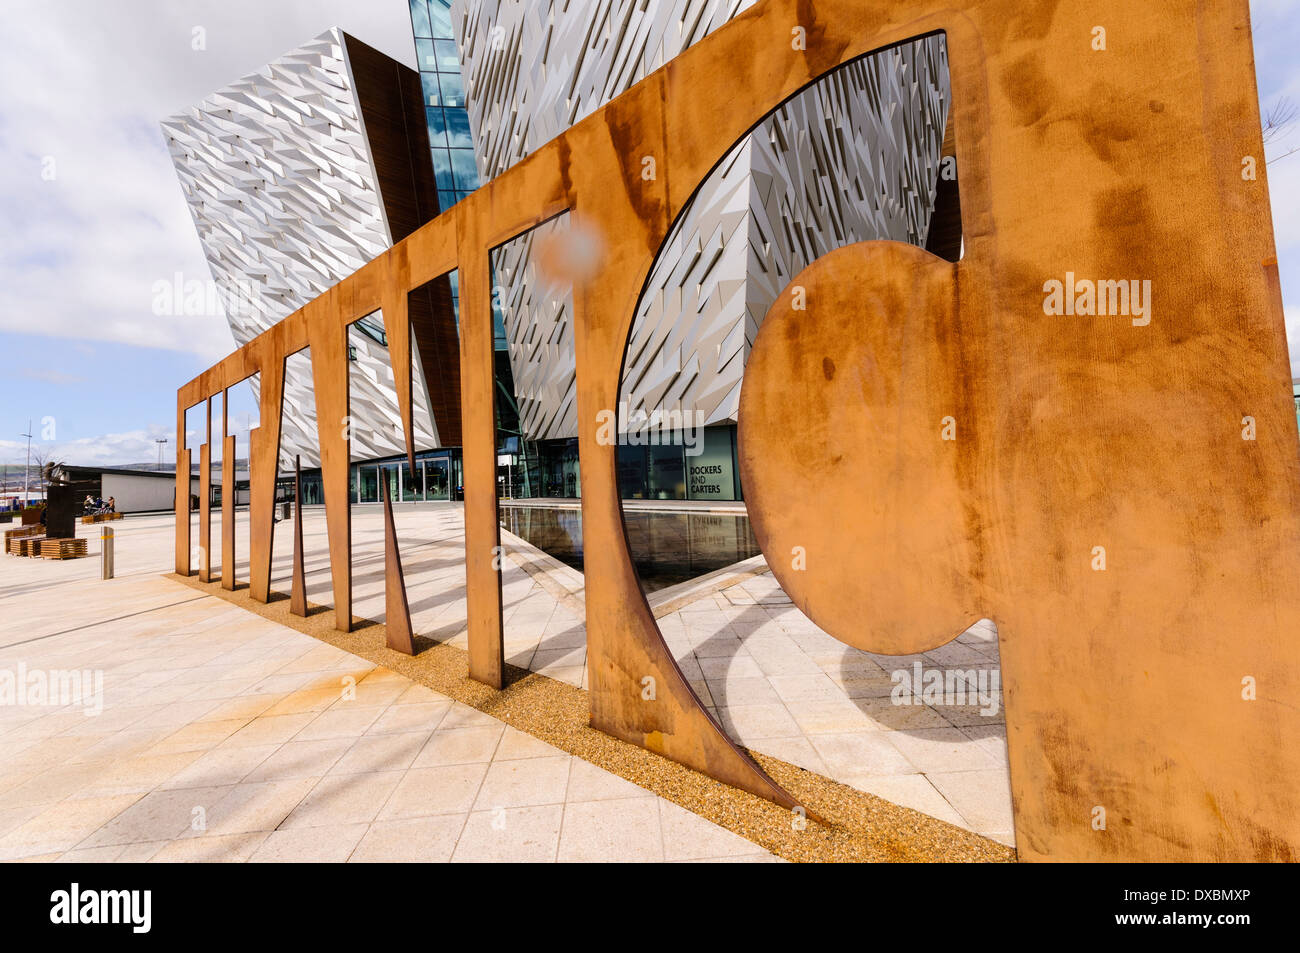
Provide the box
[450,148,479,190]
[425,107,448,147]
[429,0,453,38]
[444,108,473,148]
[438,71,464,107]
[401,462,419,502]
[410,0,432,38]
[420,73,441,106]
[358,466,379,503]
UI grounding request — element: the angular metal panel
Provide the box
[162,29,442,466]
[382,478,416,655]
[454,1,948,439]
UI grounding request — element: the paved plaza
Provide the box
[0,504,1013,861]
[323,502,1014,846]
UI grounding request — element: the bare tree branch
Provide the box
[1263,96,1298,146]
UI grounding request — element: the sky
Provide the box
[0,0,418,474]
[0,0,1298,472]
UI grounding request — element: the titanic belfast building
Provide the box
[163,0,958,504]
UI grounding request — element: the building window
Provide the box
[450,149,479,190]
[444,108,473,148]
[438,72,465,108]
[408,0,480,208]
[358,466,379,504]
[401,461,420,501]
[415,38,438,70]
[426,108,448,147]
[433,38,460,70]
[409,0,432,39]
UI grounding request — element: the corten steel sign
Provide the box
[176,0,1299,860]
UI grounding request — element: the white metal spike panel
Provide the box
[453,2,949,442]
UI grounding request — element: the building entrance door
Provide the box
[425,458,449,500]
[358,465,379,503]
[379,464,399,503]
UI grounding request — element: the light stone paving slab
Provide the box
[557,796,664,863]
[5,506,1015,848]
[0,515,780,862]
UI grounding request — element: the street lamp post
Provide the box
[20,420,32,507]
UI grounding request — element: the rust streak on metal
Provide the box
[456,205,504,689]
[382,477,416,655]
[222,428,237,591]
[197,397,212,583]
[290,455,307,618]
[308,291,353,632]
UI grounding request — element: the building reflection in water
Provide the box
[498,506,761,592]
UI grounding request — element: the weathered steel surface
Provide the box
[174,442,190,577]
[290,455,307,618]
[382,478,416,655]
[381,248,418,475]
[742,242,980,656]
[175,0,1298,858]
[248,350,286,605]
[456,213,505,689]
[307,294,354,633]
[732,0,1297,861]
[197,398,212,583]
[222,429,236,591]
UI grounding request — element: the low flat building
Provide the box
[53,466,202,514]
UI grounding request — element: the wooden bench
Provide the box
[5,526,43,553]
[39,538,88,560]
[80,513,123,524]
[13,536,45,556]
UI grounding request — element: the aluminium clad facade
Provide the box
[451,0,951,441]
[162,28,460,470]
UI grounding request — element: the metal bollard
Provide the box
[101,526,114,580]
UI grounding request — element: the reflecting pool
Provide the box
[498,506,761,592]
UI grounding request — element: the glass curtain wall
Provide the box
[410,1,521,471]
[348,453,461,502]
[409,0,479,210]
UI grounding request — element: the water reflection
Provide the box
[498,506,761,592]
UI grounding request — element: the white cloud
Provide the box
[0,0,415,365]
[1,0,1297,400]
[0,426,198,469]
